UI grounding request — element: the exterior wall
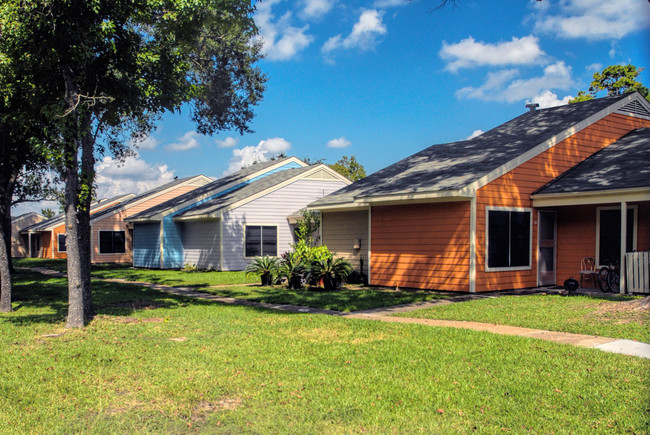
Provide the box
[133,223,161,268]
[91,184,202,263]
[11,214,46,257]
[48,225,67,259]
[370,202,471,292]
[182,220,220,269]
[321,210,369,275]
[221,179,346,270]
[475,113,650,291]
[555,201,650,286]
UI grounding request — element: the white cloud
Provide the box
[527,90,573,109]
[586,63,603,73]
[374,0,408,7]
[466,130,484,140]
[531,0,650,40]
[301,0,335,19]
[440,36,545,72]
[94,154,176,199]
[322,9,387,53]
[224,138,292,175]
[326,137,351,148]
[457,61,574,103]
[131,135,159,151]
[166,131,201,151]
[256,1,314,61]
[216,137,239,148]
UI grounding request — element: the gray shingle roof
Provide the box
[21,194,134,232]
[534,128,650,195]
[173,166,317,219]
[310,93,634,208]
[89,175,206,222]
[127,157,302,221]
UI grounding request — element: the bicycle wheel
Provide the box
[607,270,620,293]
[598,267,610,292]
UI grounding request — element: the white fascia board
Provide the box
[532,188,650,207]
[174,165,338,220]
[464,93,646,193]
[306,203,371,212]
[90,175,212,224]
[131,159,308,222]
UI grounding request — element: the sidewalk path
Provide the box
[20,267,650,359]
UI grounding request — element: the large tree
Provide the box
[570,64,649,103]
[1,0,265,326]
[329,156,366,182]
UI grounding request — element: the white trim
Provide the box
[56,233,67,253]
[469,195,477,293]
[620,203,627,294]
[485,206,533,272]
[595,205,638,268]
[219,217,224,271]
[50,230,54,259]
[368,206,372,286]
[97,229,127,255]
[159,222,164,269]
[173,164,347,221]
[532,188,650,207]
[244,224,279,258]
[90,175,212,224]
[128,157,309,223]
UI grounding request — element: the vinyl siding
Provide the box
[11,215,46,257]
[321,210,369,275]
[91,184,202,263]
[476,113,650,291]
[221,179,346,270]
[182,220,220,269]
[133,223,161,268]
[371,202,471,292]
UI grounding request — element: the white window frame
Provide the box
[595,205,637,267]
[244,224,279,258]
[98,230,127,255]
[57,233,66,253]
[485,206,533,272]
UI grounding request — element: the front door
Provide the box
[538,211,556,286]
[30,234,41,258]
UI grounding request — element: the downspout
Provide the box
[620,202,627,294]
[28,233,32,258]
[469,195,477,293]
[159,222,164,269]
[219,215,224,271]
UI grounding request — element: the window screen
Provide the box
[487,210,530,269]
[245,226,277,257]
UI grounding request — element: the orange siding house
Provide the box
[310,93,650,294]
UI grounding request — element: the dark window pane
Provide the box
[245,226,261,257]
[488,211,509,268]
[58,234,66,252]
[510,212,530,267]
[599,209,636,263]
[261,226,277,256]
[99,232,112,253]
[113,231,126,253]
[626,210,634,253]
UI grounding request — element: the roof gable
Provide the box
[310,92,649,209]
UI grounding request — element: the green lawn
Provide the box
[394,293,650,342]
[1,271,649,433]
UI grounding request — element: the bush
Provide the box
[308,256,353,290]
[279,252,307,289]
[245,256,280,286]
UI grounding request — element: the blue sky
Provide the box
[14,0,650,215]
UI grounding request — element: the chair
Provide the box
[579,257,597,288]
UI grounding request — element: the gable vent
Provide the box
[616,99,650,119]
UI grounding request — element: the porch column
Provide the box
[28,233,32,258]
[620,202,627,294]
[469,196,476,293]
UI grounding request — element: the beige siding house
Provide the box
[11,212,47,257]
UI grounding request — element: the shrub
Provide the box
[245,256,280,286]
[308,256,353,290]
[279,252,307,289]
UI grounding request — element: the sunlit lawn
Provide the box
[395,293,650,342]
[1,270,648,434]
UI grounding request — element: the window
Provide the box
[597,207,636,266]
[245,226,277,257]
[99,231,126,254]
[487,209,531,270]
[57,234,66,252]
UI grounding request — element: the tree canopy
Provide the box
[570,64,649,103]
[329,156,366,182]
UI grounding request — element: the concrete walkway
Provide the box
[20,267,650,359]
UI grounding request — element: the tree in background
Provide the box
[570,65,649,103]
[40,209,57,219]
[329,156,366,182]
[1,1,265,326]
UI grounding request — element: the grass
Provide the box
[394,293,650,342]
[1,271,649,433]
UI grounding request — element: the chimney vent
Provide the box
[526,103,540,113]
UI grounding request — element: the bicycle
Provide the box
[598,258,620,293]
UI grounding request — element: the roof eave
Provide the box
[531,187,650,207]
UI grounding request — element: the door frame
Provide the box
[537,210,557,286]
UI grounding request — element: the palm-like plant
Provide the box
[308,256,353,290]
[279,252,307,289]
[245,256,280,286]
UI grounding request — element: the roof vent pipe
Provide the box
[526,103,540,113]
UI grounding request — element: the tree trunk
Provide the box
[79,113,95,320]
[0,171,17,312]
